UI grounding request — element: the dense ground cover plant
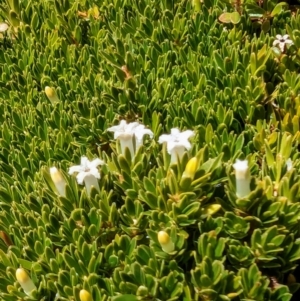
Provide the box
[0,0,300,300]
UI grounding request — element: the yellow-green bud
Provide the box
[45,86,60,103]
[79,289,93,301]
[227,293,240,299]
[200,204,221,218]
[50,167,66,197]
[182,157,198,180]
[16,268,36,296]
[157,231,175,253]
[137,285,148,297]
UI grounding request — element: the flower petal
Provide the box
[126,122,140,132]
[180,130,195,140]
[285,39,293,45]
[273,40,280,46]
[68,165,84,175]
[166,140,177,153]
[282,34,289,40]
[88,158,104,169]
[276,34,283,40]
[80,156,89,168]
[135,127,154,142]
[158,134,172,144]
[107,120,127,133]
[89,169,101,179]
[279,42,285,52]
[170,128,180,136]
[76,171,87,184]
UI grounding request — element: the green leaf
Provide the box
[112,295,138,301]
[261,20,270,32]
[9,10,19,27]
[271,2,288,17]
[230,12,241,24]
[218,12,232,24]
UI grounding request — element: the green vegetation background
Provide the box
[1,0,300,300]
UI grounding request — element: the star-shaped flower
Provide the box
[68,157,104,185]
[107,120,153,157]
[107,120,140,140]
[273,34,293,52]
[158,128,194,163]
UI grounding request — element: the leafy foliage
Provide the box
[0,0,299,300]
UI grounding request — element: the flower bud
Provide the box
[182,157,198,180]
[50,167,66,197]
[233,160,251,198]
[157,231,175,253]
[200,204,221,218]
[137,285,148,297]
[45,86,60,103]
[227,292,240,299]
[79,289,93,301]
[287,273,296,285]
[16,268,36,296]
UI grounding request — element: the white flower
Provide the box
[233,159,251,198]
[69,157,104,184]
[0,23,8,33]
[158,128,194,164]
[273,34,293,52]
[107,120,139,157]
[108,120,140,140]
[107,120,153,157]
[69,157,104,196]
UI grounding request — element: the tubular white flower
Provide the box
[107,120,139,157]
[233,159,251,198]
[16,268,36,296]
[157,231,175,253]
[158,128,195,164]
[50,167,66,197]
[107,120,153,156]
[273,34,293,52]
[68,157,104,196]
